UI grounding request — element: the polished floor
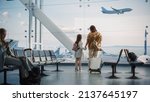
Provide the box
[0,64,150,85]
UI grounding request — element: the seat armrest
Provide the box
[24,48,32,51]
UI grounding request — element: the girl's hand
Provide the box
[99,48,103,51]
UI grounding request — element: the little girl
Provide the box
[74,34,84,71]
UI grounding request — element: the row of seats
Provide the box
[0,47,65,85]
[13,48,65,76]
[0,45,14,84]
[103,49,144,79]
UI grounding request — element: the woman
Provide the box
[85,25,102,70]
[74,34,84,71]
[0,28,33,82]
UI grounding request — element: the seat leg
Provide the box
[40,65,48,77]
[4,70,7,84]
[106,65,119,79]
[127,65,139,79]
[0,70,11,85]
[51,63,63,72]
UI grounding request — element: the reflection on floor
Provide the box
[0,65,150,85]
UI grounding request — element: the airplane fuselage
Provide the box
[101,7,132,14]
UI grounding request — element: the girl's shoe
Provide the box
[79,67,82,70]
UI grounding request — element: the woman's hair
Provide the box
[90,25,97,33]
[0,28,6,43]
[0,28,6,34]
[75,34,82,45]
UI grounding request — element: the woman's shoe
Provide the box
[88,68,91,72]
[88,68,92,73]
[75,68,78,71]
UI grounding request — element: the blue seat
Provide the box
[0,45,13,85]
[24,48,48,77]
[124,49,144,79]
[49,50,65,72]
[104,49,123,79]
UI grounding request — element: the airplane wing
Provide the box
[111,7,120,12]
[111,7,122,14]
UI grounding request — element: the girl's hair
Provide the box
[0,28,6,44]
[90,25,97,33]
[75,34,82,45]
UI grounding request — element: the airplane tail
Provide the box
[101,7,107,12]
[55,47,60,56]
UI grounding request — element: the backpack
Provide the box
[128,52,137,61]
[72,43,78,51]
[20,67,41,85]
[19,57,41,85]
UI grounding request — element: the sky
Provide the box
[0,0,150,50]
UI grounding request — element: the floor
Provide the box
[0,64,150,85]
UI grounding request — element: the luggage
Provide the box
[19,66,41,85]
[128,52,137,61]
[19,57,41,85]
[89,51,103,73]
[89,57,102,73]
[31,67,41,77]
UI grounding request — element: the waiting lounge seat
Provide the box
[24,49,64,73]
[49,50,65,72]
[38,50,49,76]
[0,66,14,85]
[0,45,14,85]
[124,49,144,79]
[38,50,47,65]
[14,49,25,57]
[103,49,123,79]
[44,50,53,64]
[24,48,48,76]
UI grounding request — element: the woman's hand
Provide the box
[99,48,103,51]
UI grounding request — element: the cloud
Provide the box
[0,12,8,24]
[2,11,9,18]
[20,21,27,26]
[17,13,22,18]
[59,25,77,33]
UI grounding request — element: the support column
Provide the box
[39,0,43,50]
[144,26,148,55]
[28,0,33,48]
[34,0,38,50]
[20,0,74,53]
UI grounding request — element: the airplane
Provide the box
[101,7,132,14]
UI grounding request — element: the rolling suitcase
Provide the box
[89,57,102,73]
